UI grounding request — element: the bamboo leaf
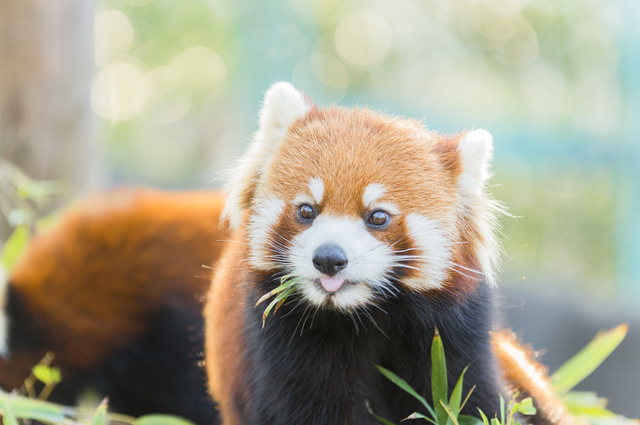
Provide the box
[258,277,300,328]
[431,328,448,425]
[376,366,437,420]
[551,324,628,394]
[373,414,399,425]
[402,412,436,423]
[136,414,198,425]
[460,386,476,412]
[33,365,62,385]
[458,415,484,425]
[440,400,459,425]
[92,397,109,425]
[516,398,536,416]
[476,409,491,425]
[0,225,30,271]
[0,390,68,423]
[449,365,470,417]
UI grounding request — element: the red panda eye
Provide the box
[298,204,316,221]
[367,210,389,227]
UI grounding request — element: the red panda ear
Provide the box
[222,82,313,230]
[457,129,494,195]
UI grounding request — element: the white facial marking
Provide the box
[363,183,386,207]
[249,198,286,270]
[402,213,452,290]
[308,178,324,204]
[288,215,395,311]
[0,268,9,357]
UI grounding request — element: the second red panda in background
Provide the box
[204,83,577,425]
[0,189,230,425]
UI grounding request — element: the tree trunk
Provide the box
[0,0,95,240]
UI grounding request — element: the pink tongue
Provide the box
[320,276,345,292]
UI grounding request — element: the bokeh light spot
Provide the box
[91,61,147,122]
[94,10,134,66]
[171,46,227,90]
[491,20,539,67]
[334,11,392,68]
[310,53,349,88]
[288,0,340,16]
[134,66,192,125]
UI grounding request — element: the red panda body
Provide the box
[205,83,510,425]
[0,189,229,424]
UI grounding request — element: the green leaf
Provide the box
[476,409,491,425]
[92,397,109,425]
[402,412,436,423]
[261,283,297,328]
[516,398,536,416]
[1,394,18,425]
[0,390,68,422]
[376,366,437,420]
[551,324,628,394]
[431,329,448,425]
[1,225,30,271]
[373,413,398,425]
[458,415,484,425]
[17,180,67,207]
[562,391,615,417]
[256,277,300,328]
[499,394,505,423]
[562,391,608,407]
[136,414,198,425]
[440,400,459,425]
[449,365,470,417]
[33,365,62,385]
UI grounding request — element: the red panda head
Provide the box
[223,82,501,312]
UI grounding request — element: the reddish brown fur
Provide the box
[1,188,230,390]
[255,107,481,298]
[204,233,251,424]
[491,331,581,425]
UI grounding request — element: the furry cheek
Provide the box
[401,213,452,291]
[248,198,286,270]
[287,215,396,310]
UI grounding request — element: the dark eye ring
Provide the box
[298,204,316,221]
[367,210,390,227]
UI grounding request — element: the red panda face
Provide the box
[224,83,500,312]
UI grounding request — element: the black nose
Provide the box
[312,244,348,276]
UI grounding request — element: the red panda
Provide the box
[0,188,230,424]
[204,83,576,425]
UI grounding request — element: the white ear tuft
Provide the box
[222,82,312,230]
[457,129,494,195]
[258,82,312,139]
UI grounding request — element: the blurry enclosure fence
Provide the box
[0,0,96,240]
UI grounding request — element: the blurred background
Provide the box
[0,0,639,418]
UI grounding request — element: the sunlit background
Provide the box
[1,0,639,418]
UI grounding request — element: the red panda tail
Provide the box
[491,330,584,425]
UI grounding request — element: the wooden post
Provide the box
[0,0,95,239]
